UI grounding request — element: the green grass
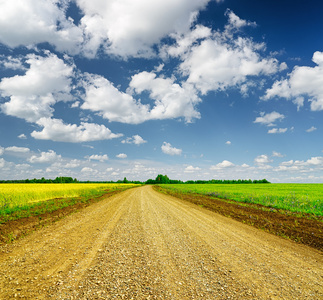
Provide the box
[160,184,323,216]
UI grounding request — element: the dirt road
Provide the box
[0,186,322,299]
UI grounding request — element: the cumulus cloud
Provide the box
[268,128,288,134]
[116,153,127,159]
[274,156,323,173]
[0,158,5,168]
[0,0,83,53]
[225,141,231,145]
[165,11,283,96]
[129,71,201,123]
[0,147,4,156]
[161,25,212,59]
[306,126,317,133]
[81,73,149,124]
[5,146,30,153]
[263,51,323,111]
[122,135,147,145]
[210,160,235,170]
[18,134,27,139]
[31,117,123,143]
[254,154,272,165]
[272,151,284,158]
[161,142,182,156]
[0,0,224,59]
[254,111,285,127]
[0,53,74,123]
[82,71,201,124]
[81,167,97,173]
[77,0,212,58]
[184,165,201,173]
[29,150,61,163]
[0,55,25,70]
[87,154,109,162]
[180,37,280,95]
[224,9,257,31]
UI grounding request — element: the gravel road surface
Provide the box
[0,185,322,299]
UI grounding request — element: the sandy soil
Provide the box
[0,185,322,299]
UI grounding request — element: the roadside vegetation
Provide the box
[0,183,139,223]
[158,183,323,216]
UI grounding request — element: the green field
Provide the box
[160,184,323,216]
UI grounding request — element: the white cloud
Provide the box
[225,141,231,145]
[0,55,25,70]
[82,71,201,124]
[224,9,256,31]
[161,25,212,58]
[18,134,27,139]
[254,154,272,165]
[31,117,122,143]
[180,38,280,95]
[65,160,81,169]
[29,150,61,164]
[0,147,4,156]
[0,0,83,54]
[15,164,31,170]
[154,63,165,73]
[263,51,323,111]
[272,151,284,158]
[184,165,201,173]
[0,158,5,168]
[171,12,282,95]
[87,154,109,162]
[81,167,96,173]
[274,156,323,174]
[77,0,212,58]
[116,153,127,159]
[0,53,74,123]
[71,101,80,108]
[81,73,149,124]
[268,128,288,134]
[254,111,285,127]
[161,142,182,156]
[210,160,235,170]
[122,135,147,145]
[129,71,201,123]
[306,126,317,133]
[306,156,323,166]
[5,146,30,153]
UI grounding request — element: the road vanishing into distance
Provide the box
[0,185,322,299]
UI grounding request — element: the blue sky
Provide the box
[1,0,323,182]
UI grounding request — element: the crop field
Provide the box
[0,183,139,218]
[160,184,323,216]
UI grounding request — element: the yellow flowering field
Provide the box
[0,183,138,211]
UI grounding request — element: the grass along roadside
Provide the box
[158,183,323,216]
[154,185,323,252]
[0,184,139,244]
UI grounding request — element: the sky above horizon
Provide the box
[0,0,323,183]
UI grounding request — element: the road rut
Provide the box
[0,185,322,299]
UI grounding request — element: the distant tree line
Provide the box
[144,175,270,184]
[0,175,270,184]
[0,177,78,183]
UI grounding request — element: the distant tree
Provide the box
[155,174,170,184]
